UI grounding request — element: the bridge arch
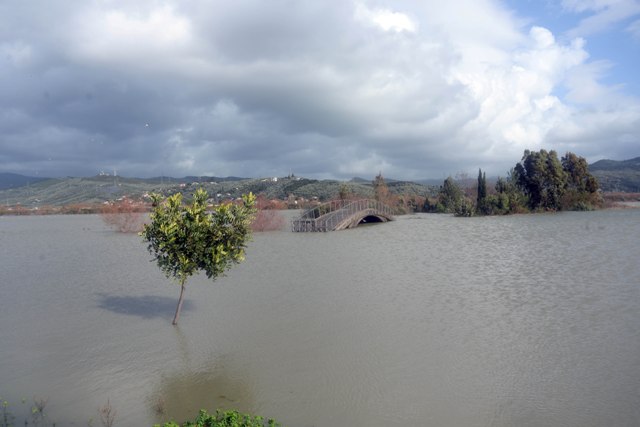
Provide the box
[292,199,394,232]
[359,214,388,224]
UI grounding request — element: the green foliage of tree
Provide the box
[562,152,592,191]
[156,409,279,427]
[454,197,475,217]
[436,177,464,213]
[561,152,601,210]
[513,149,567,211]
[513,149,600,211]
[476,169,486,203]
[479,169,528,215]
[476,168,488,214]
[141,188,256,325]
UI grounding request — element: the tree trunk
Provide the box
[172,280,186,326]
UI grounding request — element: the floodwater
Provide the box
[0,209,639,426]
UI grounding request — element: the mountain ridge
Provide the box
[0,173,50,190]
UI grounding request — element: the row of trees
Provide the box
[427,149,601,216]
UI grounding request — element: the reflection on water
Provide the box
[150,354,255,425]
[0,211,639,426]
[149,327,256,424]
[96,293,195,319]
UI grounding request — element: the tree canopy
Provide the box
[513,149,600,211]
[438,176,464,213]
[141,188,256,325]
[476,168,488,214]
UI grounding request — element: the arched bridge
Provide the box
[292,199,394,232]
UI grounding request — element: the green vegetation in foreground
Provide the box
[140,189,256,325]
[1,396,280,427]
[157,409,280,427]
[426,149,602,216]
[1,396,66,427]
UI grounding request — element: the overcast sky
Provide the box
[1,0,639,180]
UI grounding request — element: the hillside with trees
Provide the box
[0,173,437,214]
[589,157,640,192]
[0,173,49,190]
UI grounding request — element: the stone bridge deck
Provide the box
[291,199,394,232]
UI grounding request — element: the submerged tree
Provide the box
[560,152,601,210]
[373,172,390,203]
[513,149,600,211]
[141,188,256,325]
[436,176,464,213]
[251,195,285,232]
[491,169,528,214]
[514,149,567,211]
[476,168,488,214]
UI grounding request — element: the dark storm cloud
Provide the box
[1,0,638,180]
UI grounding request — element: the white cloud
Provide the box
[1,0,639,179]
[355,3,417,33]
[530,26,555,49]
[450,26,590,161]
[72,5,195,64]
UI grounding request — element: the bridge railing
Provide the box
[291,199,393,232]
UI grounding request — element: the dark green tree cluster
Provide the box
[439,177,463,213]
[561,152,600,210]
[424,176,474,216]
[476,168,488,215]
[477,149,601,215]
[489,169,529,214]
[513,149,600,211]
[425,149,600,216]
[513,149,566,210]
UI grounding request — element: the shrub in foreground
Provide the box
[157,409,280,427]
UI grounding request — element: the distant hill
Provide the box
[349,177,370,184]
[415,178,446,186]
[590,157,640,192]
[0,174,438,208]
[590,157,640,172]
[0,173,49,190]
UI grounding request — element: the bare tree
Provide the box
[101,198,147,233]
[251,195,286,232]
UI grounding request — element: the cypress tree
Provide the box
[477,168,487,213]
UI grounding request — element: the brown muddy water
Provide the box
[0,209,639,426]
